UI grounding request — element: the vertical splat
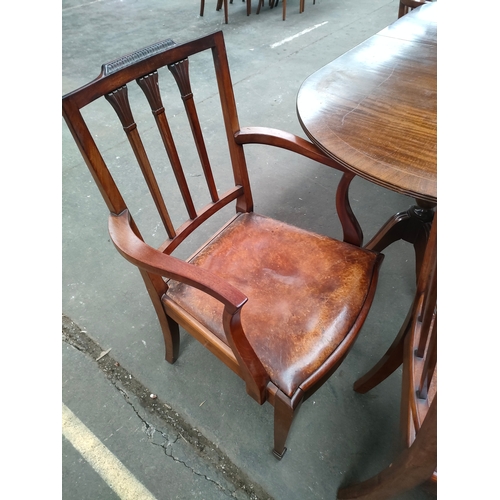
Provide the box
[105,85,176,239]
[168,58,219,203]
[137,71,197,220]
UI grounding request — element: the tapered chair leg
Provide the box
[299,0,315,14]
[200,0,205,16]
[273,389,303,459]
[272,0,287,20]
[216,0,229,23]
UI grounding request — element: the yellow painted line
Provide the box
[62,403,157,500]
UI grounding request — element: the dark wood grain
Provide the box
[137,71,198,220]
[297,2,437,203]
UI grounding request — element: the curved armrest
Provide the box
[108,210,248,314]
[109,209,269,403]
[235,126,364,246]
[234,127,349,172]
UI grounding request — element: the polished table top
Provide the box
[297,3,437,203]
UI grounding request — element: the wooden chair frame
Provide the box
[62,30,383,459]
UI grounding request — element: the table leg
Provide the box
[354,207,436,392]
[364,200,435,279]
[353,302,413,393]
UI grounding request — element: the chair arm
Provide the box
[109,209,269,403]
[108,210,248,314]
[234,126,349,172]
[235,126,364,246]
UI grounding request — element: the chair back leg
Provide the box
[139,269,180,364]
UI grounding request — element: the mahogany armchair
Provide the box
[62,31,383,459]
[338,216,437,498]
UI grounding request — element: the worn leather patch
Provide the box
[166,213,380,397]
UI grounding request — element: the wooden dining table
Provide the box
[296,2,437,275]
[298,0,437,459]
[297,6,438,494]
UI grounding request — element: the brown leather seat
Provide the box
[166,212,380,398]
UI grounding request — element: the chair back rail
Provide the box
[62,32,252,254]
[63,31,363,257]
[105,85,177,238]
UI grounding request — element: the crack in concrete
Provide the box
[62,314,272,500]
[164,447,236,498]
[115,384,237,497]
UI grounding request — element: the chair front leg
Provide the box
[272,389,304,459]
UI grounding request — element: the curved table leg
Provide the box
[353,302,413,393]
[355,200,435,392]
[364,200,435,279]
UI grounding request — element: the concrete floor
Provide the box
[62,0,436,498]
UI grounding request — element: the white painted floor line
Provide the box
[62,0,104,11]
[270,22,329,48]
[62,403,157,500]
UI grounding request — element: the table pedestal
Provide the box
[365,200,435,279]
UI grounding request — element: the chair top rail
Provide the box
[102,39,176,76]
[62,31,225,110]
